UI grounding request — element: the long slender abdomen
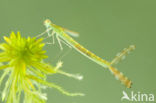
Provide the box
[74,44,132,88]
[74,44,110,68]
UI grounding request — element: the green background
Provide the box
[0,0,156,103]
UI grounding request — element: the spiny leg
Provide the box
[47,27,51,37]
[56,35,64,50]
[56,37,73,60]
[42,29,56,45]
[36,27,56,46]
[36,27,52,38]
[36,26,56,45]
[58,38,72,49]
[58,47,72,61]
[51,31,55,44]
[51,47,72,63]
[45,31,55,45]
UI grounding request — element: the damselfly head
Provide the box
[44,19,52,27]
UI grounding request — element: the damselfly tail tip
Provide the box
[123,77,132,88]
[126,80,132,88]
[108,66,132,88]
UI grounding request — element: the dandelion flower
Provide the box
[0,32,84,103]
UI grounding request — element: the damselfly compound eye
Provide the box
[44,19,52,27]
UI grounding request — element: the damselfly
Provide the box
[38,19,136,88]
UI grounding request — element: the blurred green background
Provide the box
[0,0,156,103]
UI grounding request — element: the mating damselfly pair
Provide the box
[37,19,136,88]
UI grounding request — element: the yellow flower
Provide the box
[0,32,84,103]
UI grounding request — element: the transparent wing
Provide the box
[62,28,79,38]
[111,45,136,65]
